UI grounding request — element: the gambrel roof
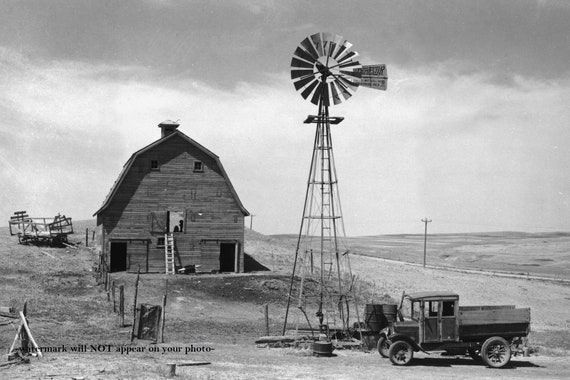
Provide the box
[93,129,249,216]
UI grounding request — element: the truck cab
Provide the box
[385,291,459,347]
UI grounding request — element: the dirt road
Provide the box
[3,343,570,379]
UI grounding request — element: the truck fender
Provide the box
[388,334,429,354]
[379,326,391,340]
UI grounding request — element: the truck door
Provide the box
[441,300,457,341]
[424,300,439,342]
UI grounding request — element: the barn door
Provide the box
[219,243,236,272]
[149,211,167,233]
[110,242,128,272]
[169,211,185,233]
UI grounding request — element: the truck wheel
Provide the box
[481,337,511,368]
[388,340,414,366]
[377,336,390,358]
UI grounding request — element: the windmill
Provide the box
[283,32,388,341]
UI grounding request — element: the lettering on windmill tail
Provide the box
[355,64,388,76]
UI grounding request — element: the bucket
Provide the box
[312,341,334,356]
[364,304,387,332]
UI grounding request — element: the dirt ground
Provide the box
[1,222,570,379]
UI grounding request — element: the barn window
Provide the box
[157,237,165,247]
[194,161,204,172]
[150,160,159,170]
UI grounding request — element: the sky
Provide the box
[0,0,569,236]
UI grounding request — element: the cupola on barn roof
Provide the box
[158,119,180,138]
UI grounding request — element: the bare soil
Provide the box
[1,222,570,379]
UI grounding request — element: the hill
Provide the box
[1,222,570,378]
[272,231,570,281]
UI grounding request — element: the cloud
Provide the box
[1,47,569,235]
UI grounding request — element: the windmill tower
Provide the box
[283,33,388,339]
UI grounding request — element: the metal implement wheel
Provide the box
[377,335,390,358]
[481,336,511,368]
[388,340,414,366]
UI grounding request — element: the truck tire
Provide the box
[481,336,511,368]
[388,340,414,366]
[377,335,390,358]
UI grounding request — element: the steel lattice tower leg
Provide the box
[283,101,348,336]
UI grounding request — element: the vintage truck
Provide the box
[377,291,530,368]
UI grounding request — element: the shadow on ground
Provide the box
[407,357,542,368]
[244,253,270,272]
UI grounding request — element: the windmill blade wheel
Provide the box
[291,32,362,106]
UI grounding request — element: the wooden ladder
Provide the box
[164,233,175,274]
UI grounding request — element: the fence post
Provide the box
[119,285,125,327]
[264,304,269,336]
[160,279,168,343]
[85,228,88,247]
[111,281,116,312]
[130,266,141,341]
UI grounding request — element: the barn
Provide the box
[94,120,249,274]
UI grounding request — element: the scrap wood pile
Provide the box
[254,335,314,348]
[8,211,74,246]
[254,334,362,350]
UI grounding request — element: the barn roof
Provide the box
[93,129,249,216]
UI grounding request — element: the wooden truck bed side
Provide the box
[458,306,530,341]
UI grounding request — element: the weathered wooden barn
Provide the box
[94,120,249,274]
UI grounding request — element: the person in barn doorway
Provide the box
[174,220,184,233]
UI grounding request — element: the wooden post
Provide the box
[85,228,88,247]
[130,266,140,341]
[264,303,269,336]
[8,324,23,355]
[20,301,29,353]
[19,311,42,358]
[119,285,125,327]
[160,279,168,343]
[92,230,96,242]
[111,281,116,312]
[105,272,110,292]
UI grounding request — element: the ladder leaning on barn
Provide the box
[164,233,175,274]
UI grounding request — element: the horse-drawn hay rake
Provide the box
[8,211,74,246]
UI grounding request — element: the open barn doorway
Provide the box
[110,242,127,272]
[219,243,236,272]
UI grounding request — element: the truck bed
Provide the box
[458,305,530,340]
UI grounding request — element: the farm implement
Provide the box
[8,211,74,246]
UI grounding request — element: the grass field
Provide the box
[1,221,570,378]
[273,232,570,280]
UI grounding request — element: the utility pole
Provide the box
[249,214,255,230]
[421,218,432,268]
